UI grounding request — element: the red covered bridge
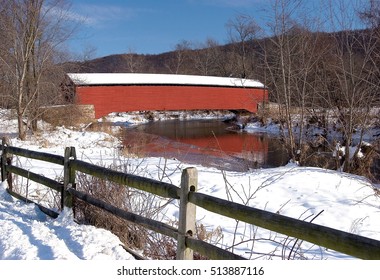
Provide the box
[67,73,268,119]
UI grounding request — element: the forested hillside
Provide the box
[1,0,380,177]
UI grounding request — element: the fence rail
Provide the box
[1,137,380,260]
[70,159,180,199]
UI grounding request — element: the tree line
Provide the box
[1,0,379,178]
[74,0,380,177]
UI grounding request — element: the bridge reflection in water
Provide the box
[123,119,288,172]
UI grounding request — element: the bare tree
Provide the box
[260,0,325,162]
[359,0,380,27]
[81,44,97,62]
[192,38,220,76]
[320,0,380,172]
[0,14,13,109]
[165,40,192,74]
[226,13,261,78]
[123,47,145,73]
[0,0,74,140]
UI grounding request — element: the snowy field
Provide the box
[0,109,380,261]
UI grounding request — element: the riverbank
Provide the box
[0,109,380,260]
[97,110,235,125]
[121,118,288,172]
[96,110,380,181]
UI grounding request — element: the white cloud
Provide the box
[73,4,138,26]
[42,3,90,25]
[64,10,93,25]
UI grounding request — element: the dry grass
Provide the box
[73,166,181,259]
[74,174,147,248]
[41,105,95,128]
[72,161,227,260]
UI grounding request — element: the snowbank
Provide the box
[0,109,379,260]
[0,181,135,260]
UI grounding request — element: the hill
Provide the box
[65,28,377,86]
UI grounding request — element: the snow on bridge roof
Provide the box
[67,73,265,88]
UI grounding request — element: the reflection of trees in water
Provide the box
[122,119,380,180]
[123,120,289,170]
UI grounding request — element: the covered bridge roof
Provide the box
[67,73,265,88]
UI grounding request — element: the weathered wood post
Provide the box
[176,167,198,260]
[1,137,7,182]
[1,137,13,190]
[62,147,77,210]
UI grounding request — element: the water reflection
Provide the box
[124,119,288,171]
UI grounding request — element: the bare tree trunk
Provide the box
[260,0,317,162]
[323,0,380,173]
[226,14,260,79]
[165,40,192,74]
[0,0,76,140]
[192,38,220,76]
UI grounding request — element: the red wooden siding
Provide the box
[75,85,268,119]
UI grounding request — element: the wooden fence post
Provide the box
[1,137,7,182]
[176,167,198,260]
[1,137,13,190]
[62,147,77,210]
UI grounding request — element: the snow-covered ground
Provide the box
[0,187,134,260]
[0,109,379,261]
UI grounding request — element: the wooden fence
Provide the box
[1,137,380,260]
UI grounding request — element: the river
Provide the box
[122,119,288,172]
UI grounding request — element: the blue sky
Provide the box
[67,0,273,58]
[66,0,364,59]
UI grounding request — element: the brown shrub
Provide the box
[73,172,181,259]
[74,174,146,248]
[41,105,95,127]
